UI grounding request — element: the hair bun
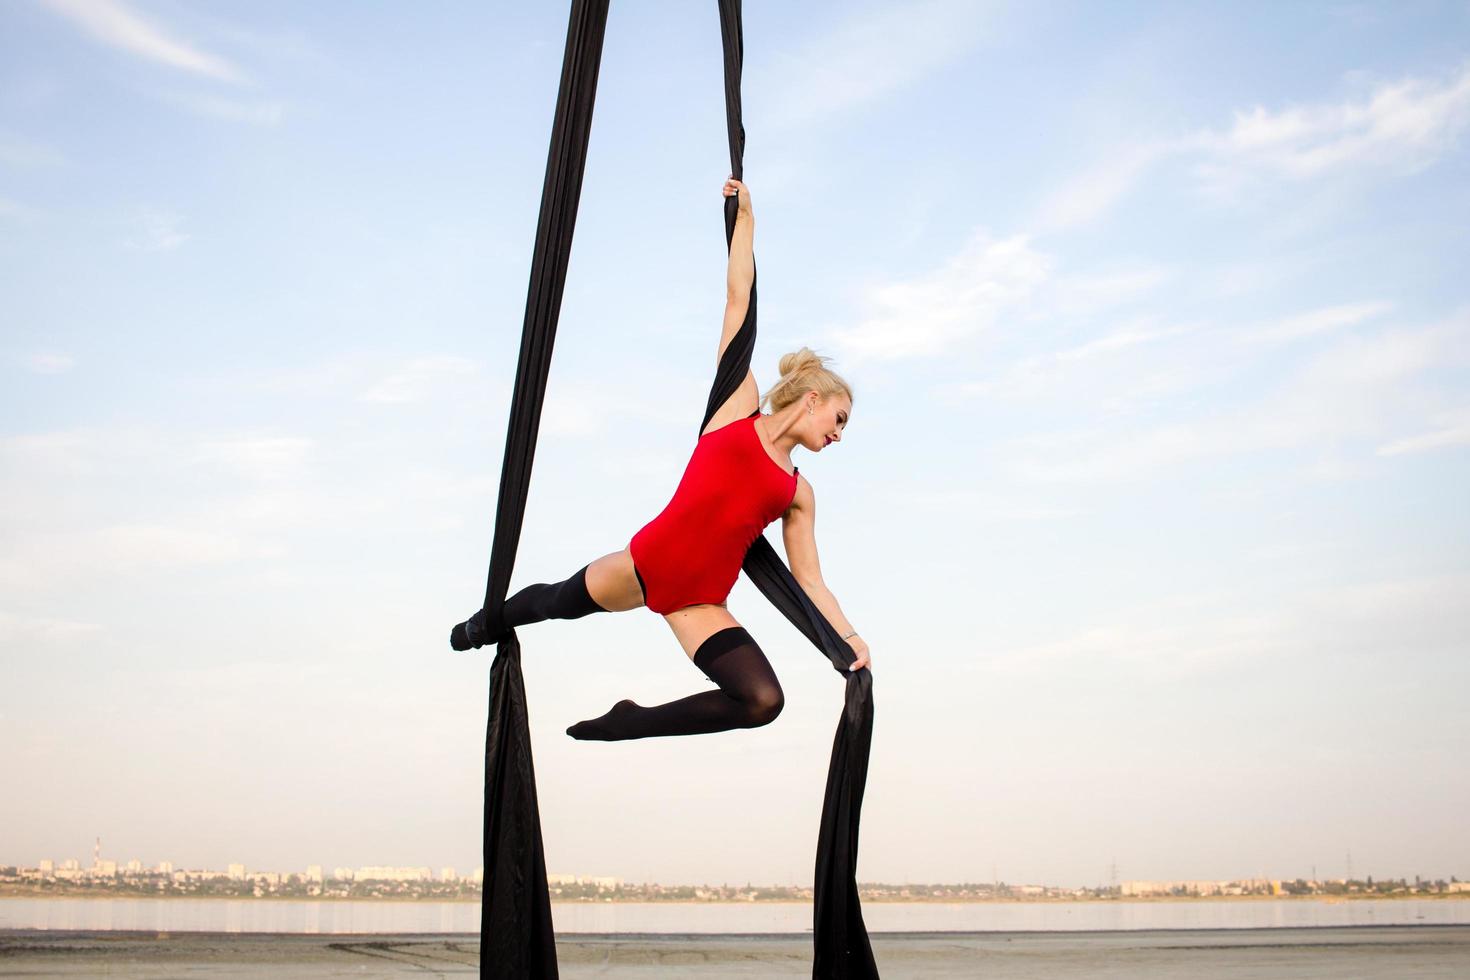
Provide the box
[778,347,827,378]
[762,347,853,414]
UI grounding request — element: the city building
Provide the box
[547,873,623,889]
[354,867,432,883]
[1120,878,1278,897]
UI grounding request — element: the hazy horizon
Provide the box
[2,0,1468,890]
[8,848,1462,890]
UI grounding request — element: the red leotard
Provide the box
[629,409,799,614]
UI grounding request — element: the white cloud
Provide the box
[42,0,245,83]
[1376,410,1470,457]
[831,231,1049,361]
[24,351,75,375]
[124,208,189,251]
[1005,312,1469,484]
[41,3,292,126]
[1035,143,1171,232]
[944,313,1199,408]
[1048,267,1170,315]
[1038,62,1470,229]
[1240,301,1394,345]
[1053,322,1192,363]
[179,11,326,67]
[1196,62,1470,180]
[360,356,479,404]
[757,0,991,130]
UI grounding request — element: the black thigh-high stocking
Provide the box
[450,565,606,650]
[567,627,783,741]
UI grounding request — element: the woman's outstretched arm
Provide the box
[703,178,760,435]
[782,475,872,672]
[723,176,754,305]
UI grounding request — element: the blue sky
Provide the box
[2,0,1468,889]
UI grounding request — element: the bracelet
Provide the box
[841,630,858,641]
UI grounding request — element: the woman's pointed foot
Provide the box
[449,607,508,651]
[567,699,640,741]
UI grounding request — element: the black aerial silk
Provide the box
[469,1,877,976]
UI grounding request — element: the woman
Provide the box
[451,177,870,741]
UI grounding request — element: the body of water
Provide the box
[2,897,1467,934]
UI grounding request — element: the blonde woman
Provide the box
[450,177,868,739]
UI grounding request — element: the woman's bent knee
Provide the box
[744,685,784,727]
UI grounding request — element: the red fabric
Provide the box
[630,410,798,614]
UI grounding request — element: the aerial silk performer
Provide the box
[451,1,878,975]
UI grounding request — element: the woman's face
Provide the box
[802,393,851,452]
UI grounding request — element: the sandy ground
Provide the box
[3,926,1470,977]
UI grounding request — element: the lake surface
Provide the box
[2,897,1467,934]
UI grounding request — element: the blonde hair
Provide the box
[760,347,853,413]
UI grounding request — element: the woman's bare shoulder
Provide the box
[787,471,815,513]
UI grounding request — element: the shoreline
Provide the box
[3,889,1467,904]
[6,921,1470,936]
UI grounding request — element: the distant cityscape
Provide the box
[3,842,1467,904]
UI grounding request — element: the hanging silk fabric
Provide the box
[469,1,877,976]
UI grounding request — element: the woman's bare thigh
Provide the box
[585,550,742,658]
[584,548,646,613]
[663,604,742,661]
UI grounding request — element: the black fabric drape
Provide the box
[477,2,609,977]
[471,1,877,976]
[709,5,878,978]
